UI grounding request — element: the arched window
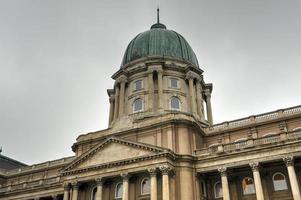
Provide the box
[133,98,144,113]
[115,182,123,198]
[273,172,288,191]
[242,177,255,195]
[214,181,223,198]
[141,177,150,194]
[91,187,97,200]
[170,96,181,111]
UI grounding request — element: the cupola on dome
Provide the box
[121,20,199,68]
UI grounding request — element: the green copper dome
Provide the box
[121,23,199,67]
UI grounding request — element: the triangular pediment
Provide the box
[63,137,166,173]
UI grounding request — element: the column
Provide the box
[148,71,154,112]
[196,80,204,120]
[148,168,158,200]
[71,182,79,200]
[121,173,129,200]
[188,77,197,115]
[284,156,301,200]
[119,80,126,117]
[218,167,231,200]
[113,85,119,120]
[63,183,70,200]
[205,90,213,125]
[95,177,103,200]
[108,95,115,125]
[249,162,264,200]
[160,165,171,200]
[157,70,163,111]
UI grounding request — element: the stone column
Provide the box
[196,80,204,120]
[113,84,119,120]
[205,89,213,125]
[148,71,154,112]
[121,173,129,200]
[218,167,231,200]
[160,165,171,200]
[157,70,163,111]
[71,182,79,200]
[284,156,301,200]
[148,168,158,200]
[188,77,197,115]
[108,95,115,125]
[63,183,70,200]
[95,177,103,200]
[119,77,127,117]
[250,162,264,200]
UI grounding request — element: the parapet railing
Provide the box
[195,130,301,156]
[0,176,61,194]
[205,105,301,133]
[3,156,74,175]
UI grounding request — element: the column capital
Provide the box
[283,156,294,167]
[109,95,115,102]
[148,167,158,176]
[71,181,80,189]
[116,75,128,84]
[185,71,199,80]
[204,89,211,97]
[159,165,173,175]
[95,177,103,186]
[63,182,70,190]
[121,172,130,180]
[249,162,260,172]
[218,167,227,177]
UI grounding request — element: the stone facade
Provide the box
[0,21,301,200]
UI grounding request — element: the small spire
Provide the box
[157,7,160,24]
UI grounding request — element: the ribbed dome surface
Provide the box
[121,23,199,67]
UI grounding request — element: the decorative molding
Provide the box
[283,156,294,167]
[95,177,103,186]
[63,182,70,190]
[121,172,130,181]
[71,181,79,189]
[185,71,199,80]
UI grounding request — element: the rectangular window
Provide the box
[170,78,178,88]
[134,80,143,91]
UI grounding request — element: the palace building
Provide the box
[1,15,301,200]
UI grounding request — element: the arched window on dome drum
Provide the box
[141,177,150,195]
[242,177,255,195]
[214,181,223,199]
[91,187,97,200]
[133,98,144,113]
[273,172,288,191]
[115,182,123,199]
[170,96,181,111]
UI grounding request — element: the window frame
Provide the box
[242,177,255,195]
[169,78,179,89]
[91,186,97,200]
[133,79,143,91]
[214,181,223,199]
[115,182,123,199]
[140,177,151,195]
[272,172,288,191]
[133,98,144,113]
[170,96,181,111]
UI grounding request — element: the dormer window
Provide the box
[170,78,179,89]
[134,80,143,91]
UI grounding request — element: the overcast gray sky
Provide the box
[0,0,300,165]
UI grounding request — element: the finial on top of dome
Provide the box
[157,7,160,24]
[151,7,166,29]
